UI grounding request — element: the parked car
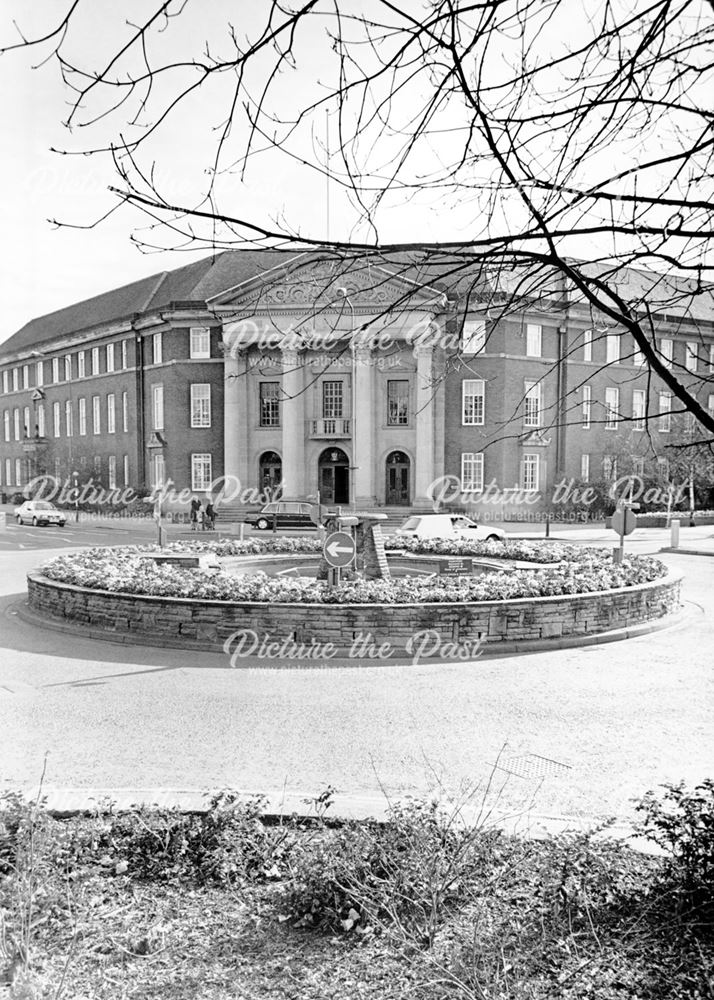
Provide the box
[395,513,505,542]
[245,501,320,531]
[15,500,67,527]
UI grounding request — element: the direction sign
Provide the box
[611,507,637,536]
[324,531,356,567]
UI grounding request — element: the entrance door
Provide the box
[385,451,410,505]
[318,447,349,505]
[259,451,282,498]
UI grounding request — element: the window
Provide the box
[12,369,19,392]
[107,393,116,434]
[658,392,671,432]
[5,458,11,485]
[322,381,343,418]
[78,351,86,378]
[259,382,280,426]
[606,334,620,364]
[2,371,8,393]
[603,455,618,480]
[582,385,591,429]
[91,347,100,375]
[3,410,9,441]
[13,408,20,440]
[53,401,61,438]
[36,403,44,437]
[152,332,163,365]
[190,384,211,427]
[15,458,22,487]
[660,338,673,368]
[710,346,714,373]
[461,319,486,355]
[580,454,590,482]
[36,361,45,386]
[526,323,542,357]
[631,340,645,366]
[64,400,72,437]
[123,455,129,486]
[191,453,212,491]
[122,391,129,432]
[94,455,102,479]
[685,342,698,372]
[632,457,645,477]
[64,355,72,381]
[149,454,165,489]
[462,379,485,425]
[121,339,128,369]
[22,366,29,389]
[387,380,409,425]
[657,457,670,480]
[52,357,60,383]
[522,453,540,492]
[152,384,164,430]
[461,452,484,492]
[583,329,593,362]
[23,406,30,437]
[632,389,646,430]
[108,455,117,489]
[605,387,620,429]
[709,394,714,419]
[523,381,541,427]
[78,398,87,436]
[190,327,211,359]
[54,456,62,479]
[92,395,101,435]
[106,343,115,372]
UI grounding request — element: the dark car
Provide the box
[245,501,320,531]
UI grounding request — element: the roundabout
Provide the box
[26,537,682,660]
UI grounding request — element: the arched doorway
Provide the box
[259,451,282,497]
[318,447,349,505]
[385,451,410,505]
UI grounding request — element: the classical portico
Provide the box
[215,259,446,507]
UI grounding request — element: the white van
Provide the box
[395,513,505,542]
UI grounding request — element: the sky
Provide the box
[0,2,344,344]
[1,1,705,347]
[0,0,504,345]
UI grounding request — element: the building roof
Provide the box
[2,247,713,362]
[0,250,300,359]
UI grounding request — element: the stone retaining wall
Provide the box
[27,569,682,654]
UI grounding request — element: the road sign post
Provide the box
[610,505,637,563]
[323,530,356,587]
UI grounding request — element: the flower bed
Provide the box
[38,544,666,605]
[26,540,681,656]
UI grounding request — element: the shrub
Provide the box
[635,779,714,909]
[86,792,294,885]
[284,799,504,947]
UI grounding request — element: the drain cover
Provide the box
[494,753,572,780]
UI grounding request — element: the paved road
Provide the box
[0,521,711,826]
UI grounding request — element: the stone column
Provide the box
[280,345,305,499]
[351,341,376,506]
[222,342,247,499]
[413,341,436,507]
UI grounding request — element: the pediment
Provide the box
[209,255,445,313]
[520,429,551,447]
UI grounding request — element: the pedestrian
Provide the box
[190,496,201,531]
[205,501,215,530]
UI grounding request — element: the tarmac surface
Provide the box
[0,512,712,838]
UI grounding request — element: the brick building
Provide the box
[1,251,712,515]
